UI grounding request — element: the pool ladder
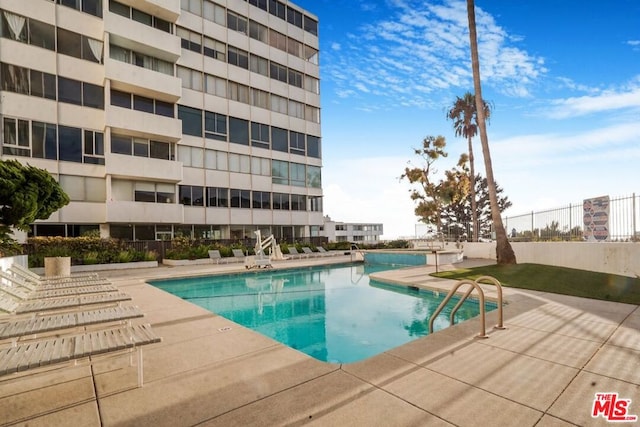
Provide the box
[428,276,505,338]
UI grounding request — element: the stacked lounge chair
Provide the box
[0,263,162,387]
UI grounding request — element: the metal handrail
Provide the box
[428,275,505,338]
[429,279,488,338]
[474,275,504,329]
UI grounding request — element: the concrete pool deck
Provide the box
[1,256,639,426]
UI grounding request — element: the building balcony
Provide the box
[106,106,182,142]
[106,201,183,223]
[105,14,181,63]
[130,0,181,22]
[105,57,181,102]
[105,153,182,182]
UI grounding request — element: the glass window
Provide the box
[228,117,248,145]
[151,140,172,160]
[155,100,174,117]
[270,62,287,83]
[57,28,82,58]
[205,111,227,140]
[178,105,202,136]
[249,20,268,43]
[133,138,148,157]
[132,9,152,26]
[269,0,286,20]
[290,163,306,187]
[110,0,130,17]
[28,19,55,50]
[271,160,288,185]
[271,127,288,152]
[110,89,131,108]
[134,182,156,202]
[250,122,269,149]
[1,63,29,94]
[249,54,269,76]
[58,77,82,105]
[203,37,225,60]
[111,134,132,154]
[82,0,103,17]
[30,70,56,99]
[207,187,228,207]
[227,11,247,34]
[291,194,306,211]
[272,192,289,210]
[230,189,250,208]
[179,185,192,205]
[83,82,104,109]
[304,16,318,36]
[252,191,270,209]
[58,125,83,163]
[1,11,27,42]
[307,165,321,188]
[287,7,302,28]
[133,95,154,113]
[31,121,57,160]
[307,135,320,158]
[289,131,305,154]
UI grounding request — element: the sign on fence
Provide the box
[583,196,610,242]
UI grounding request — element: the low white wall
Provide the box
[462,242,640,278]
[0,255,28,271]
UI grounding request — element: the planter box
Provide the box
[32,261,158,274]
[162,258,213,266]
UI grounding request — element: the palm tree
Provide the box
[466,0,516,264]
[447,92,490,242]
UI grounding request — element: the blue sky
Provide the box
[293,0,640,239]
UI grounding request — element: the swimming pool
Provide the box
[151,263,496,363]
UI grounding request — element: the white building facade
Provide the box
[322,216,383,245]
[0,0,322,242]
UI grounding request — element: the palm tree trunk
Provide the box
[467,136,478,242]
[466,0,516,264]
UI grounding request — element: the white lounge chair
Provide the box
[9,263,102,284]
[208,250,222,264]
[301,247,322,257]
[0,305,143,343]
[231,249,246,262]
[2,269,115,293]
[286,247,306,259]
[0,323,161,388]
[0,293,132,315]
[0,271,117,300]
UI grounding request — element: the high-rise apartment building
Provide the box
[0,0,322,242]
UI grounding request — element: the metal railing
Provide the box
[428,276,504,338]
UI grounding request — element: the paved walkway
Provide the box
[1,257,639,426]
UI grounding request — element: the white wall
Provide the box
[463,242,640,278]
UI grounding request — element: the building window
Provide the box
[2,117,30,157]
[203,111,226,141]
[83,130,105,164]
[178,105,202,137]
[203,37,225,61]
[58,125,83,163]
[272,192,289,210]
[227,11,247,34]
[227,46,249,69]
[286,7,303,28]
[110,89,172,116]
[228,81,249,103]
[205,74,226,97]
[133,182,175,203]
[111,134,175,160]
[58,0,103,17]
[228,117,249,145]
[290,163,306,187]
[59,175,106,202]
[109,44,173,75]
[250,88,269,109]
[230,189,250,208]
[271,160,288,185]
[252,191,271,209]
[269,62,287,83]
[307,135,320,158]
[250,122,269,149]
[249,54,269,77]
[307,166,321,188]
[291,194,306,211]
[1,63,29,94]
[203,1,225,25]
[179,185,204,206]
[110,1,172,33]
[271,127,288,152]
[309,196,322,212]
[207,187,228,207]
[289,131,305,154]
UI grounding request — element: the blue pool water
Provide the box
[151,263,495,363]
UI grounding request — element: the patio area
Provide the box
[1,256,639,426]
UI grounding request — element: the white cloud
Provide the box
[323,0,546,107]
[544,87,640,119]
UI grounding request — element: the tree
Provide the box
[466,0,516,264]
[447,92,490,242]
[441,174,511,240]
[0,159,70,242]
[400,136,470,231]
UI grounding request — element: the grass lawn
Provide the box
[432,263,640,305]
